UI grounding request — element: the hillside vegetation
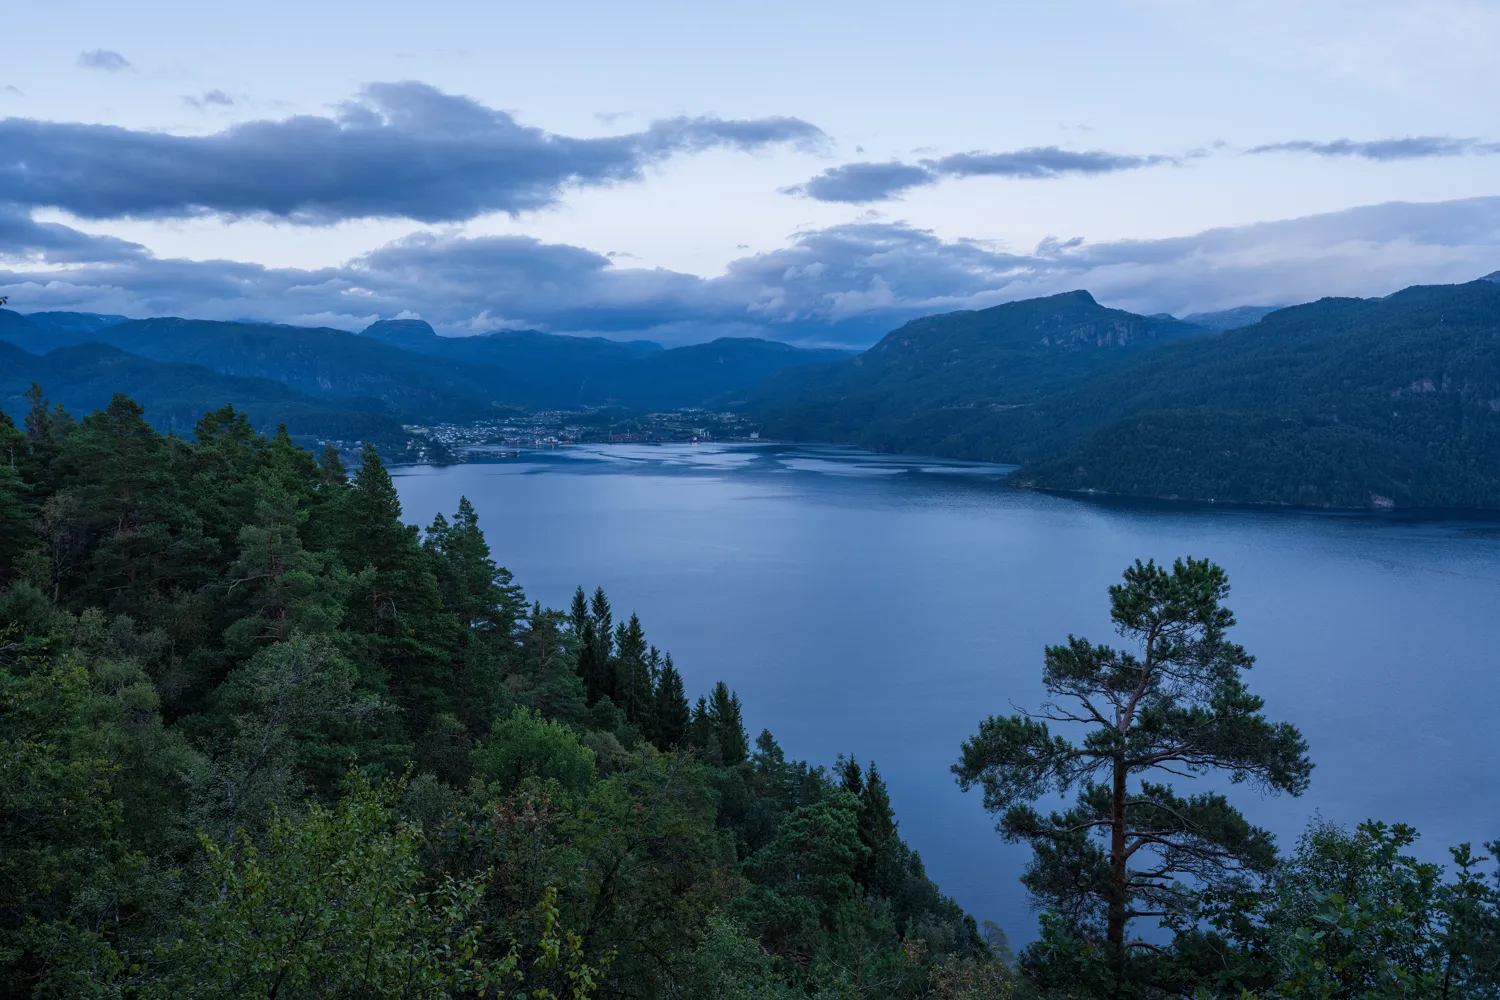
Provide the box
[3,393,1497,998]
[748,291,1207,453]
[751,280,1500,508]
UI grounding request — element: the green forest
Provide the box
[753,280,1500,509]
[2,389,1498,999]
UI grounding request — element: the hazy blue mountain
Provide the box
[1,315,510,422]
[1180,305,1283,330]
[358,319,843,409]
[0,340,412,446]
[585,336,851,410]
[24,310,130,334]
[0,309,40,343]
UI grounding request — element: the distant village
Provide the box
[395,408,763,462]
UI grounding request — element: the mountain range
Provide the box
[0,311,847,439]
[7,275,1500,508]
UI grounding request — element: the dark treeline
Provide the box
[0,388,994,999]
[2,388,1498,999]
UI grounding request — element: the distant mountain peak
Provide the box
[363,318,437,340]
[1481,270,1500,284]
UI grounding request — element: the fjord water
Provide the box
[393,443,1500,942]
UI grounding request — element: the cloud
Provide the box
[2,198,1497,347]
[784,161,937,203]
[1248,136,1500,160]
[77,49,132,72]
[930,148,1175,178]
[788,146,1180,203]
[2,85,21,97]
[0,82,826,224]
[182,90,236,111]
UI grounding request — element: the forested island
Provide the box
[3,389,1498,998]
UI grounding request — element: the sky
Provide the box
[2,0,1499,347]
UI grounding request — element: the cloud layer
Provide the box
[3,198,1496,347]
[0,82,825,224]
[786,146,1180,203]
[1249,136,1500,160]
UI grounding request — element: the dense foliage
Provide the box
[0,388,994,999]
[752,280,1500,508]
[3,388,1497,999]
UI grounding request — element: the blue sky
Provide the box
[3,0,1498,345]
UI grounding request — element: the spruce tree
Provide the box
[612,613,654,731]
[569,585,590,638]
[590,587,613,655]
[652,654,690,748]
[953,557,1313,986]
[836,755,864,797]
[688,695,714,755]
[708,681,749,766]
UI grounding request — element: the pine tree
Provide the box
[953,557,1313,986]
[334,444,451,758]
[55,394,183,612]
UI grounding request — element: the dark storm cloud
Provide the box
[4,198,1498,346]
[0,203,148,263]
[1249,136,1500,160]
[77,49,132,72]
[0,82,826,224]
[788,146,1179,203]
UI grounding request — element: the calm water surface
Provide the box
[393,443,1500,942]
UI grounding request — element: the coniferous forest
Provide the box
[3,389,1498,999]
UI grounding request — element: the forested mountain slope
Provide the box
[1004,279,1500,507]
[747,290,1208,451]
[747,280,1500,508]
[0,341,412,447]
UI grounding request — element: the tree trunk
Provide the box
[1107,753,1129,987]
